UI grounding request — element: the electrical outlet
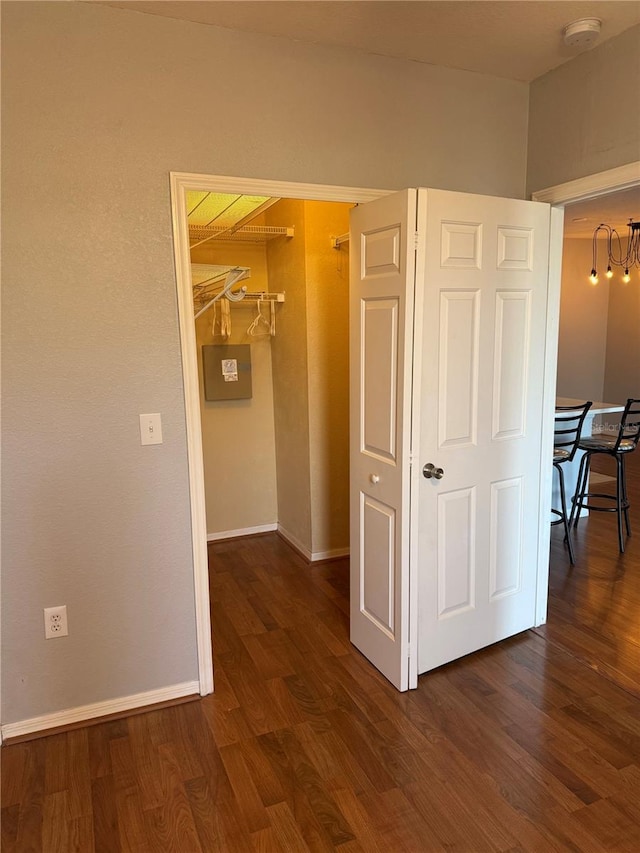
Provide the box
[44,605,68,639]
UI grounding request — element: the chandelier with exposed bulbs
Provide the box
[589,219,640,285]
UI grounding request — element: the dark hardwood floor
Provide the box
[3,453,640,851]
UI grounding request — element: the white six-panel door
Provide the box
[415,189,551,673]
[349,190,418,691]
[350,188,552,689]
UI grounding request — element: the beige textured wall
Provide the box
[558,236,640,407]
[603,246,640,404]
[304,202,352,554]
[191,241,278,536]
[266,200,313,552]
[2,1,532,725]
[556,238,610,401]
[527,24,640,194]
[266,199,352,556]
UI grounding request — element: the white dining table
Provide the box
[553,397,625,518]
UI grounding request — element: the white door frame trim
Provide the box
[169,172,391,695]
[531,161,640,207]
[532,160,640,625]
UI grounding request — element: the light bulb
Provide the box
[589,269,599,285]
[623,269,630,284]
[606,265,613,279]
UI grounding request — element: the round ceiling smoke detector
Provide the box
[563,18,601,49]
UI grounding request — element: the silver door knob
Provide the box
[423,463,444,480]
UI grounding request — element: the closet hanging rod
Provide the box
[331,233,350,249]
[194,291,285,314]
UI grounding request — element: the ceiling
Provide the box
[101,1,640,82]
[564,187,640,238]
[187,191,272,229]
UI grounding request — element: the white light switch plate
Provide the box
[139,413,163,445]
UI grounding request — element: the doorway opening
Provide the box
[533,165,640,692]
[556,185,640,414]
[170,174,388,693]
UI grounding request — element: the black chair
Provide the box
[552,402,592,565]
[570,398,640,553]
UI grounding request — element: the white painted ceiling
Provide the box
[564,188,640,238]
[101,0,640,83]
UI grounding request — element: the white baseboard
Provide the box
[312,546,350,561]
[207,523,277,542]
[277,525,312,560]
[277,525,349,562]
[1,680,200,741]
[207,523,348,561]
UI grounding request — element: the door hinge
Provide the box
[414,232,420,251]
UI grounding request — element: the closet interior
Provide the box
[188,191,353,561]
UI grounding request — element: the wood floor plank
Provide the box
[65,729,93,820]
[528,803,609,853]
[241,629,296,681]
[411,676,565,819]
[238,735,287,808]
[302,723,381,799]
[276,726,356,847]
[570,797,640,851]
[330,787,389,853]
[246,589,282,632]
[1,745,26,808]
[41,790,72,853]
[110,737,150,853]
[200,691,254,750]
[264,675,310,726]
[1,804,20,849]
[140,744,203,853]
[161,705,206,784]
[190,778,254,853]
[122,716,164,813]
[218,741,271,834]
[9,737,46,853]
[43,734,69,796]
[262,801,311,852]
[91,775,121,853]
[505,722,602,806]
[550,703,636,771]
[358,787,452,852]
[402,778,506,852]
[183,776,221,851]
[88,720,128,781]
[67,815,95,853]
[254,730,341,851]
[324,708,397,794]
[425,669,601,814]
[218,648,291,736]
